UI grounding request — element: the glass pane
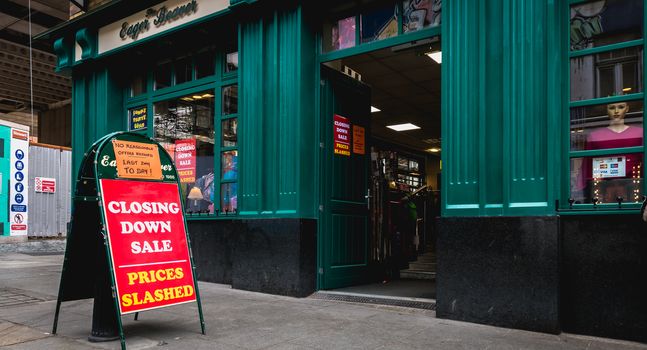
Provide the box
[130,74,146,97]
[570,0,643,51]
[570,47,643,101]
[153,90,215,214]
[195,51,215,79]
[174,57,192,85]
[323,16,356,52]
[570,100,643,151]
[226,51,238,73]
[403,0,442,33]
[222,118,238,147]
[222,85,238,115]
[360,5,398,43]
[154,62,172,90]
[571,154,643,204]
[221,182,238,213]
[222,150,238,180]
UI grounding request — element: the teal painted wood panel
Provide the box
[442,0,561,217]
[442,0,481,215]
[239,6,316,217]
[503,0,548,210]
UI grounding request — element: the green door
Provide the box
[319,66,371,290]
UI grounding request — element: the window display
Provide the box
[570,100,643,204]
[222,85,238,115]
[323,16,356,52]
[154,90,215,213]
[570,101,643,150]
[402,0,442,33]
[222,118,238,147]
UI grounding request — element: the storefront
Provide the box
[38,0,647,343]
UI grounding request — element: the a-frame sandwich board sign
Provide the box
[53,132,205,350]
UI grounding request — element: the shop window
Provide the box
[570,47,643,101]
[221,118,238,147]
[220,83,238,213]
[126,45,239,217]
[195,51,215,79]
[129,73,147,97]
[225,51,238,73]
[154,91,215,214]
[570,0,643,51]
[322,1,442,53]
[222,84,238,115]
[174,57,193,85]
[154,62,172,90]
[566,0,645,208]
[323,16,357,52]
[360,5,398,43]
[402,0,441,33]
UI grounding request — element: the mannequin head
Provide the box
[606,102,629,125]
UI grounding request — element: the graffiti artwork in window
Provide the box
[570,0,643,51]
[403,0,442,33]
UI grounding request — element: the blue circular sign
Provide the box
[15,193,24,203]
[15,149,24,160]
[15,172,24,181]
[15,160,24,171]
[15,183,24,192]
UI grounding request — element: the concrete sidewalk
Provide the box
[1,249,646,350]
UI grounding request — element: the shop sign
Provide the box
[352,125,365,155]
[333,114,351,157]
[129,106,148,131]
[593,156,626,178]
[98,0,230,54]
[100,179,197,314]
[9,128,28,236]
[174,139,196,183]
[53,133,205,348]
[35,177,56,193]
[113,140,163,180]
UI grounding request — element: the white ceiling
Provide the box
[330,44,441,152]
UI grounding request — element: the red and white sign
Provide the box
[174,139,196,183]
[35,177,56,193]
[333,114,351,157]
[12,129,28,141]
[99,179,197,314]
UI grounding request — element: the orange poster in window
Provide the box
[113,140,163,180]
[353,125,365,155]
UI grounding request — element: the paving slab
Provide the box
[1,250,647,350]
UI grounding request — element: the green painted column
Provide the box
[239,6,317,218]
[442,0,563,217]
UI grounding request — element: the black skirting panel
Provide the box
[187,218,317,297]
[561,214,647,343]
[436,216,560,334]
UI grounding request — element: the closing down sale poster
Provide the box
[99,179,196,314]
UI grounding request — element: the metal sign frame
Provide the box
[52,132,205,350]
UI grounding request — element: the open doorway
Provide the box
[318,39,441,302]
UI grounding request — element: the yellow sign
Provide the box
[113,140,163,180]
[353,126,365,155]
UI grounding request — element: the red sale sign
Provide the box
[174,139,196,183]
[99,179,196,314]
[333,114,351,156]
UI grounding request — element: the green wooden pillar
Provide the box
[442,0,563,217]
[239,5,317,218]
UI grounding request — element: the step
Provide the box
[400,270,436,280]
[408,262,436,271]
[414,256,437,263]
